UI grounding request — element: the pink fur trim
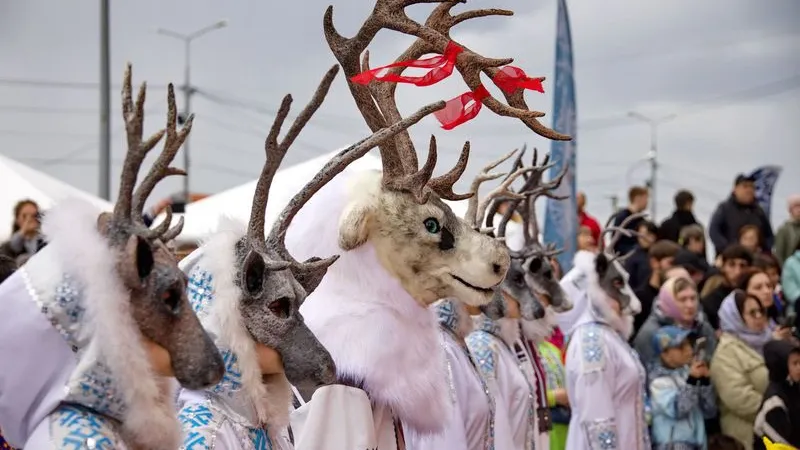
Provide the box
[42,199,180,450]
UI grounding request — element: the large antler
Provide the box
[324,0,570,198]
[600,212,648,258]
[117,64,190,242]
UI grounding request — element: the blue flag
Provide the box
[748,165,782,220]
[543,0,578,272]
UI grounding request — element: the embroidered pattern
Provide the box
[179,404,217,450]
[584,418,617,450]
[466,331,497,380]
[67,362,127,419]
[580,324,606,373]
[434,299,458,332]
[183,430,210,450]
[188,269,215,317]
[50,404,119,450]
[213,349,244,396]
[54,275,85,328]
[248,428,272,450]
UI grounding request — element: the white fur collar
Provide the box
[299,242,451,435]
[197,217,291,430]
[586,278,635,340]
[521,308,557,343]
[42,199,180,450]
[496,317,522,348]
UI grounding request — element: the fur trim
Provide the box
[521,308,557,343]
[453,300,474,339]
[42,198,180,450]
[201,217,290,429]
[586,275,634,339]
[285,170,451,434]
[496,318,522,348]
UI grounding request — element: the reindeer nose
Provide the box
[492,263,502,274]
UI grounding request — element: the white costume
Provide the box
[466,314,535,450]
[563,255,650,450]
[0,201,182,450]
[405,299,494,450]
[175,230,293,450]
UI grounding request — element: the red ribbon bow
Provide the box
[434,85,490,130]
[434,66,546,129]
[350,41,463,87]
[492,66,545,95]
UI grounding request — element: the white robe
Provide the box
[466,315,534,450]
[565,320,649,450]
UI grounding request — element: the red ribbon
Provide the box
[434,84,490,130]
[491,65,545,95]
[350,41,463,87]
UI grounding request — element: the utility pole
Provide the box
[609,194,619,213]
[157,20,227,202]
[99,0,111,200]
[627,111,677,220]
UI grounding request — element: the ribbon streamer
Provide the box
[434,85,490,130]
[350,41,463,87]
[492,66,545,95]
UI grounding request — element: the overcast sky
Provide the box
[1,0,799,226]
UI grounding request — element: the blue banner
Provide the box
[748,165,782,220]
[543,0,578,272]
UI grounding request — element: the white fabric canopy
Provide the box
[0,154,113,241]
[161,149,471,243]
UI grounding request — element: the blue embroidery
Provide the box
[434,299,458,332]
[188,269,215,315]
[580,324,605,371]
[183,430,209,450]
[55,274,85,325]
[466,331,497,379]
[52,404,116,450]
[70,362,127,418]
[213,350,244,396]
[249,428,273,450]
[584,418,617,450]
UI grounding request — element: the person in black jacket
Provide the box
[609,185,649,255]
[753,340,800,450]
[701,244,753,329]
[660,189,701,243]
[624,220,658,291]
[709,174,774,256]
[0,255,15,284]
[0,199,46,265]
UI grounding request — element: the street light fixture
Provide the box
[627,111,677,220]
[157,19,228,202]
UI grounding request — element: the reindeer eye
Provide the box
[529,257,543,273]
[162,288,181,315]
[513,272,525,286]
[268,297,291,319]
[613,277,624,289]
[423,218,441,234]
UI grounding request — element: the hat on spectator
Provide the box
[734,173,756,185]
[653,325,694,354]
[674,249,706,275]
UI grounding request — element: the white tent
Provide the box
[164,149,471,243]
[0,154,113,240]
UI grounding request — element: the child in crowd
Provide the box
[753,340,800,450]
[649,325,717,449]
[709,434,747,450]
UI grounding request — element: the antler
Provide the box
[324,0,569,201]
[117,64,190,241]
[267,100,445,286]
[600,212,648,256]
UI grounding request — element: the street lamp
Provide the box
[627,111,677,220]
[157,19,228,202]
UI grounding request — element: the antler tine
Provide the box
[476,166,535,231]
[602,212,648,253]
[161,211,184,243]
[267,100,446,265]
[427,141,472,201]
[116,64,167,221]
[386,134,439,204]
[246,65,341,253]
[132,83,193,234]
[464,148,519,227]
[504,144,526,182]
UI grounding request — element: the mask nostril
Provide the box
[492,263,502,274]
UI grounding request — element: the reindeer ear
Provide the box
[119,235,154,287]
[241,251,266,297]
[338,201,371,251]
[96,212,113,235]
[293,257,331,298]
[595,253,610,278]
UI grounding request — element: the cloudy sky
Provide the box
[1,0,799,227]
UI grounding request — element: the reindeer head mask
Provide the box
[98,65,224,389]
[595,213,646,314]
[483,148,571,320]
[325,0,571,307]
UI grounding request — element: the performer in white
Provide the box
[563,215,650,450]
[0,65,225,450]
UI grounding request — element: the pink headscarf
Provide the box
[657,276,696,327]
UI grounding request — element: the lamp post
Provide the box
[627,111,677,220]
[157,19,227,202]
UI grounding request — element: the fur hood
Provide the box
[178,217,291,434]
[283,168,451,435]
[0,199,179,449]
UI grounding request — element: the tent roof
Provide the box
[0,154,113,240]
[163,149,470,243]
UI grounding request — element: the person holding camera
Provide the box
[0,199,46,265]
[648,325,717,449]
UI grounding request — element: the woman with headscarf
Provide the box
[709,290,790,449]
[633,273,717,369]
